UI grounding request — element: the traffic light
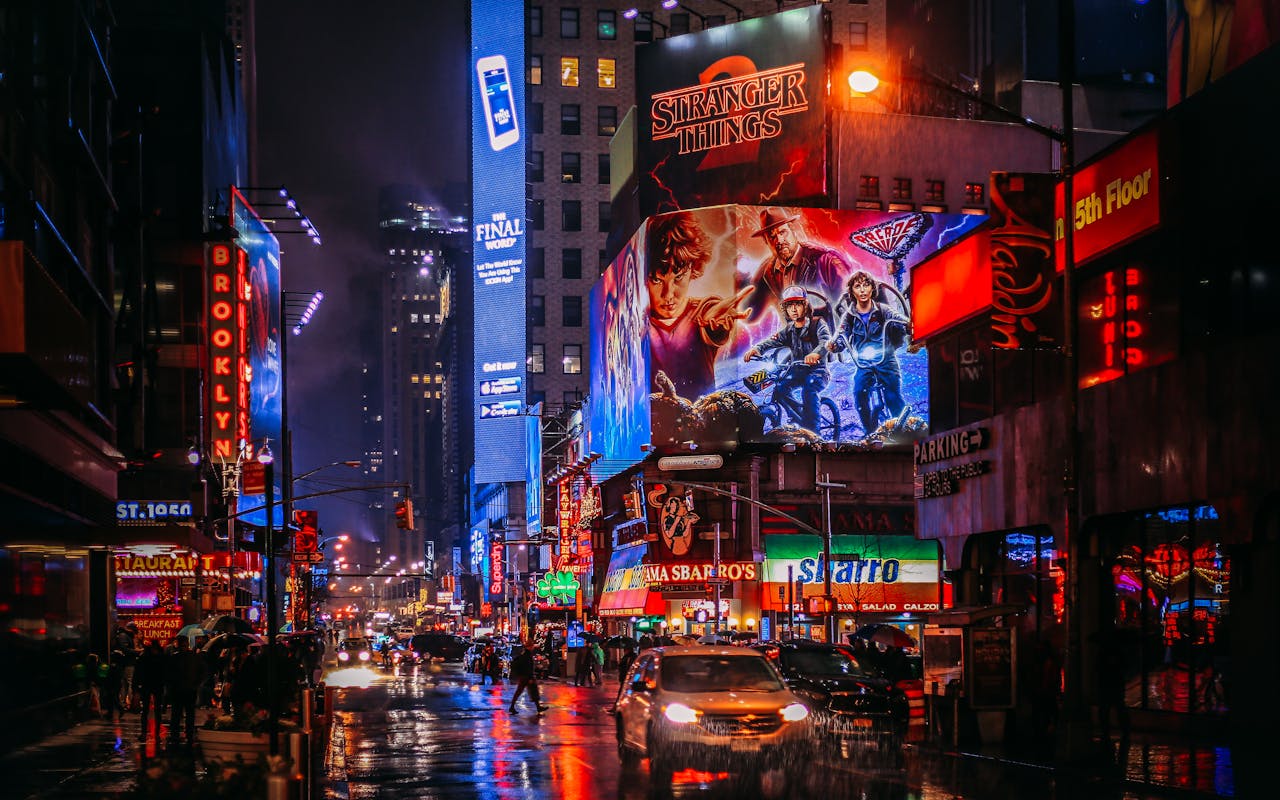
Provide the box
[394,499,415,530]
[623,490,643,520]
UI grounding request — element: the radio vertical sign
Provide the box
[206,241,248,464]
[471,0,527,484]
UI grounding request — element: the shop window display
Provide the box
[1108,505,1228,716]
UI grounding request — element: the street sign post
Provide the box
[657,454,724,471]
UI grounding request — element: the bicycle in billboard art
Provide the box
[591,204,984,455]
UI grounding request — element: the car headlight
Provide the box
[338,651,349,662]
[780,703,810,722]
[664,703,700,724]
[358,651,371,661]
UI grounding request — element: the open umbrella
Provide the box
[204,615,255,635]
[603,635,637,649]
[202,632,257,655]
[696,634,734,645]
[672,635,699,646]
[176,624,206,645]
[852,624,916,649]
[730,631,759,642]
[651,635,678,646]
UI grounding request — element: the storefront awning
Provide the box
[598,545,661,617]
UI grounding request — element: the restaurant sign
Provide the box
[643,562,758,586]
[114,546,200,577]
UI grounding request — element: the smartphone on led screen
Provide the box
[476,55,519,152]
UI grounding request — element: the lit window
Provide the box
[410,313,419,323]
[562,344,583,374]
[561,56,579,87]
[964,182,985,205]
[597,9,616,40]
[529,343,546,374]
[390,325,398,333]
[892,177,912,200]
[925,179,945,203]
[858,175,880,199]
[598,58,616,89]
[410,375,420,384]
[530,55,543,85]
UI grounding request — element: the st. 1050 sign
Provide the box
[116,501,194,524]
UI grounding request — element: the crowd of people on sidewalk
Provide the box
[77,622,325,749]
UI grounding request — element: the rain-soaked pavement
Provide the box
[317,663,1210,800]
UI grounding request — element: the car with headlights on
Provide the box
[614,646,814,781]
[756,641,905,748]
[336,636,374,665]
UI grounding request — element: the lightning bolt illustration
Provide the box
[936,219,971,248]
[648,155,680,213]
[757,157,805,203]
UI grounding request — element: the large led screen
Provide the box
[587,239,652,480]
[587,205,985,456]
[1166,0,1280,108]
[230,187,282,517]
[471,0,527,484]
[636,6,829,219]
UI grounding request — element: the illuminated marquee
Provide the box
[643,562,758,585]
[488,539,504,597]
[1055,130,1160,268]
[114,547,199,577]
[650,62,808,156]
[206,242,248,462]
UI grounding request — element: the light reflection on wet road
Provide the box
[318,665,1159,800]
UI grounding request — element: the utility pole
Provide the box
[712,521,721,638]
[816,473,846,643]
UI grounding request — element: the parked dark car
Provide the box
[756,641,906,747]
[410,633,470,662]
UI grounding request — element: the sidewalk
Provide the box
[905,729,1235,798]
[2,708,216,800]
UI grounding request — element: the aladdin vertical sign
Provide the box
[206,241,248,464]
[471,0,527,484]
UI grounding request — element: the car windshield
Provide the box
[661,655,783,693]
[781,648,876,678]
[341,639,368,650]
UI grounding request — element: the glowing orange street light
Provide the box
[847,70,879,95]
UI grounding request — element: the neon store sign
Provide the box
[207,243,249,460]
[650,61,809,156]
[1078,265,1175,388]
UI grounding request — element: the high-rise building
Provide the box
[371,186,469,608]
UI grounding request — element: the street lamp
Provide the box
[845,15,1085,751]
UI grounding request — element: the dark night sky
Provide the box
[255,0,468,538]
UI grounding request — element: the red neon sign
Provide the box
[488,540,504,597]
[207,243,246,461]
[1055,131,1159,269]
[1077,265,1175,388]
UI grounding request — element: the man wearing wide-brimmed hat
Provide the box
[743,207,848,323]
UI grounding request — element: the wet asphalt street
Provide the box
[317,664,1171,800]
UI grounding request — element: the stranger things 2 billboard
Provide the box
[636,6,830,219]
[586,204,984,460]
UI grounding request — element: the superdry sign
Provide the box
[636,5,829,217]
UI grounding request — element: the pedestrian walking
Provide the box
[165,636,206,747]
[507,644,546,715]
[573,645,591,686]
[113,622,139,711]
[589,641,605,687]
[136,640,166,742]
[618,645,638,685]
[479,644,500,686]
